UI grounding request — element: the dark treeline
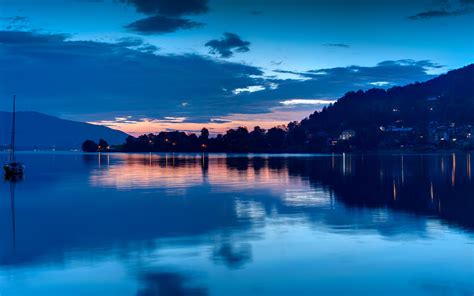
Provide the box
[120,124,309,153]
[82,139,110,152]
[83,64,474,153]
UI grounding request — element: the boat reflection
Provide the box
[7,180,17,249]
[10,181,16,249]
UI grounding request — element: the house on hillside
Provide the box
[382,126,414,136]
[339,130,356,141]
[428,126,450,144]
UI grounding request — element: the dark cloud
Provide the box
[376,59,443,69]
[408,8,471,19]
[323,43,350,48]
[115,36,144,47]
[138,44,159,53]
[1,16,28,23]
[119,0,208,17]
[0,30,69,44]
[408,0,474,19]
[239,59,438,113]
[273,69,305,76]
[0,30,263,122]
[205,33,250,58]
[1,16,30,31]
[0,30,440,124]
[125,15,203,34]
[119,0,208,35]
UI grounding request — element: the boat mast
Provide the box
[10,95,16,163]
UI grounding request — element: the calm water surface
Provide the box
[0,152,473,295]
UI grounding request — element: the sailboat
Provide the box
[3,95,25,178]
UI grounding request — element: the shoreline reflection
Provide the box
[88,153,474,231]
[0,152,471,296]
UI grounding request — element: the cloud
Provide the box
[232,85,265,94]
[0,30,440,131]
[0,30,69,44]
[120,0,208,35]
[1,16,28,23]
[408,8,471,19]
[124,15,203,34]
[233,59,438,115]
[280,99,336,106]
[1,16,31,30]
[115,37,144,47]
[408,0,474,20]
[205,33,250,58]
[119,0,208,17]
[0,30,263,122]
[323,43,350,48]
[115,37,159,52]
[376,59,443,69]
[210,119,232,124]
[369,81,391,86]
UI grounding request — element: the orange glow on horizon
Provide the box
[88,109,314,136]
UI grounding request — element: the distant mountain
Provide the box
[0,111,128,150]
[301,64,474,135]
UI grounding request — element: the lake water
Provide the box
[0,152,473,295]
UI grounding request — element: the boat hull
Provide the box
[3,163,25,177]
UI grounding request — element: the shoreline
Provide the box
[2,149,472,156]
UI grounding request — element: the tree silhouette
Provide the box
[82,140,98,152]
[98,139,109,151]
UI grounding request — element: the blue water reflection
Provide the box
[0,152,472,295]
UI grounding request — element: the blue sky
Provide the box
[0,0,473,134]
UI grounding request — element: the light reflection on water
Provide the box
[89,153,306,192]
[0,152,472,295]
